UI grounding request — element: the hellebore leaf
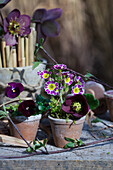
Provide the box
[84,93,99,110]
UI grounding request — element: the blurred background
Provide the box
[2,0,113,88]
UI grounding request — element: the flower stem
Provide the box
[42,47,58,64]
[67,68,113,90]
[0,10,3,25]
[18,96,22,103]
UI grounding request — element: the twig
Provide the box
[42,48,58,64]
[0,136,113,159]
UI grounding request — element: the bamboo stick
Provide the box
[0,51,2,67]
[18,36,21,67]
[8,48,13,67]
[5,45,10,67]
[25,37,29,66]
[21,37,25,67]
[28,29,34,65]
[12,46,17,67]
[1,39,6,67]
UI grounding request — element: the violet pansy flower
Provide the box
[61,94,89,119]
[32,8,62,43]
[3,9,31,46]
[5,82,24,98]
[18,100,35,117]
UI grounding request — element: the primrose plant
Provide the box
[37,64,99,121]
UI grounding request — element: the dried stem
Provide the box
[42,47,58,64]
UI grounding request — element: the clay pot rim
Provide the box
[104,90,113,99]
[48,115,86,125]
[11,114,42,123]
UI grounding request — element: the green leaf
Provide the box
[34,47,39,56]
[64,137,75,143]
[85,71,94,78]
[40,38,44,46]
[33,139,37,145]
[34,144,42,150]
[91,117,102,123]
[36,138,43,145]
[26,147,33,153]
[64,142,75,149]
[43,139,47,146]
[32,61,41,70]
[75,139,84,146]
[84,93,99,110]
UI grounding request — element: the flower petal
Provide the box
[32,8,46,21]
[42,20,60,37]
[4,32,17,46]
[19,27,31,36]
[42,8,62,22]
[3,18,8,32]
[7,9,20,22]
[17,15,31,27]
[36,23,46,43]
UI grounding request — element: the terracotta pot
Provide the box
[104,90,113,121]
[9,114,41,141]
[48,115,86,148]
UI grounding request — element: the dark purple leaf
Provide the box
[32,8,46,21]
[42,8,62,22]
[42,20,60,37]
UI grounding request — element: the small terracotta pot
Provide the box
[9,114,41,141]
[104,90,113,121]
[48,115,86,148]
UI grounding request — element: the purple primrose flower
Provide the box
[72,84,84,95]
[37,70,50,79]
[64,76,73,85]
[75,76,85,87]
[3,9,31,46]
[32,8,62,43]
[5,82,24,98]
[61,94,89,119]
[44,80,59,96]
[0,0,11,8]
[54,64,67,70]
[18,100,35,117]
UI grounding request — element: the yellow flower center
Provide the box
[8,20,20,35]
[73,102,81,112]
[65,77,70,83]
[74,87,79,94]
[48,84,55,91]
[26,107,29,110]
[77,80,81,85]
[43,73,49,79]
[12,89,15,93]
